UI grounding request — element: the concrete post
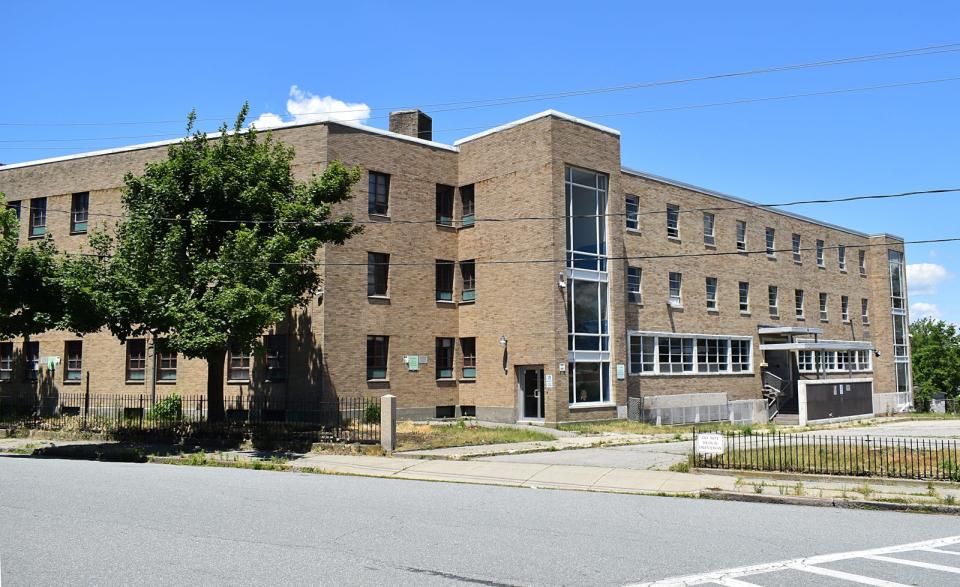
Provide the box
[380,394,397,451]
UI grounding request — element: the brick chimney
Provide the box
[388,109,432,141]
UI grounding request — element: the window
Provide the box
[629,332,752,375]
[889,250,905,313]
[816,240,825,267]
[265,334,286,382]
[436,260,454,301]
[24,341,40,382]
[738,281,750,313]
[460,338,476,379]
[228,345,251,381]
[627,267,642,304]
[797,348,872,373]
[765,227,776,256]
[859,250,867,276]
[668,272,682,306]
[436,338,454,379]
[697,338,729,373]
[792,233,801,263]
[735,220,746,251]
[156,349,178,382]
[70,192,89,234]
[567,279,609,351]
[568,362,610,404]
[703,212,716,246]
[705,277,718,310]
[8,201,20,222]
[795,289,805,319]
[629,336,655,373]
[366,336,389,380]
[368,171,390,215]
[65,341,82,382]
[0,342,13,381]
[819,293,829,321]
[838,245,847,272]
[862,298,870,325]
[565,167,608,271]
[367,252,390,297]
[841,295,850,322]
[460,260,475,301]
[460,184,475,227]
[666,204,680,239]
[768,286,779,316]
[893,314,908,358]
[29,197,46,238]
[126,339,146,381]
[436,184,454,226]
[625,195,639,231]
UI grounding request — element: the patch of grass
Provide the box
[558,420,768,436]
[752,482,765,494]
[944,494,957,506]
[395,420,554,451]
[668,460,690,473]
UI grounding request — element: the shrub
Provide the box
[364,401,381,424]
[148,394,183,422]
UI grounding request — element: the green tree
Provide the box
[0,192,65,344]
[909,317,960,409]
[63,106,361,420]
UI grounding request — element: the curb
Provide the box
[695,468,960,490]
[700,490,960,515]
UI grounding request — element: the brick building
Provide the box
[0,109,912,424]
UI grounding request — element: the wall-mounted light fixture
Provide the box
[499,335,508,348]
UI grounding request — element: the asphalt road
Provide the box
[2,457,960,586]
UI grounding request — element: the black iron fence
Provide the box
[693,429,960,481]
[0,390,381,444]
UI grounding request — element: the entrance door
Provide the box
[763,349,797,412]
[518,366,545,421]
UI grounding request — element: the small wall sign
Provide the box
[695,433,725,456]
[616,364,626,380]
[545,374,554,388]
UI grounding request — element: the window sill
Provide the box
[840,270,848,274]
[626,228,641,234]
[368,295,390,301]
[769,314,780,320]
[125,380,145,385]
[366,378,389,383]
[62,379,82,385]
[796,316,805,321]
[569,402,616,410]
[227,379,250,385]
[667,236,681,243]
[793,260,802,266]
[459,299,476,305]
[817,265,826,270]
[436,378,457,382]
[459,378,476,383]
[459,223,475,230]
[843,320,851,324]
[70,230,88,236]
[766,254,777,260]
[368,213,391,221]
[436,299,457,305]
[739,311,751,316]
[435,223,457,232]
[820,320,829,324]
[707,308,719,314]
[157,380,178,385]
[859,273,867,278]
[704,243,717,250]
[28,234,46,240]
[736,246,747,254]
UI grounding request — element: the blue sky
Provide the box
[5,1,959,322]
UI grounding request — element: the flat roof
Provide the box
[758,326,825,336]
[760,341,875,351]
[454,110,620,146]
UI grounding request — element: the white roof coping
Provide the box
[454,109,620,146]
[758,326,824,336]
[0,118,458,172]
[760,341,875,351]
[620,166,901,240]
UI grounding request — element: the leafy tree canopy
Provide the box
[909,317,960,408]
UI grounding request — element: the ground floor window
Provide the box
[24,341,40,381]
[568,361,610,405]
[157,351,178,382]
[895,361,910,394]
[367,336,388,380]
[797,349,872,373]
[460,337,476,379]
[126,340,146,381]
[628,332,753,375]
[65,341,82,381]
[264,334,287,382]
[0,342,12,381]
[228,346,251,382]
[436,338,454,379]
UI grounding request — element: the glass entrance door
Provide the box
[519,367,545,420]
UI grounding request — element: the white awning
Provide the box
[760,341,874,351]
[757,326,825,336]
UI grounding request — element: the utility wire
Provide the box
[2,42,959,128]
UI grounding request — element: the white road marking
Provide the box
[786,563,910,586]
[715,579,761,587]
[925,547,960,556]
[629,535,960,586]
[865,554,960,574]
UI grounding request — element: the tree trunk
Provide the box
[206,350,226,422]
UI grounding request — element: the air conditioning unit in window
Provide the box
[667,300,682,309]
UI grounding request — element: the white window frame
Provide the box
[735,220,746,251]
[795,289,805,320]
[838,245,847,272]
[706,277,718,311]
[768,285,779,317]
[627,331,754,376]
[666,204,680,239]
[841,295,850,323]
[738,281,750,314]
[792,233,802,263]
[797,348,873,373]
[668,272,682,307]
[627,266,642,304]
[625,195,639,232]
[703,212,716,246]
[862,298,870,325]
[819,293,829,322]
[816,240,825,267]
[765,227,776,257]
[858,250,867,277]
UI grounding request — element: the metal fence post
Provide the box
[380,394,396,451]
[83,372,91,428]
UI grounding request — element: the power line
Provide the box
[2,42,960,128]
[11,187,959,226]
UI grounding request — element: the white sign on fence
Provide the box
[695,433,725,456]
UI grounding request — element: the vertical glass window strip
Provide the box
[65,341,83,381]
[816,240,825,267]
[795,289,805,319]
[768,286,778,316]
[435,260,454,301]
[367,252,390,297]
[569,279,609,351]
[838,245,847,271]
[366,336,389,380]
[738,281,750,313]
[460,338,476,379]
[627,267,642,304]
[859,250,867,276]
[862,298,870,324]
[126,339,146,381]
[703,212,715,246]
[368,172,390,215]
[460,260,476,301]
[565,166,609,272]
[29,197,46,238]
[436,338,454,379]
[435,184,454,226]
[736,220,746,251]
[70,192,89,234]
[668,272,682,306]
[460,184,475,227]
[893,315,908,358]
[705,277,718,310]
[666,204,680,239]
[765,227,775,256]
[265,334,286,382]
[568,361,610,404]
[792,233,801,263]
[819,293,829,321]
[888,250,905,312]
[841,295,850,322]
[625,195,639,231]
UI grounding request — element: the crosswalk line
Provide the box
[786,562,910,586]
[865,554,960,574]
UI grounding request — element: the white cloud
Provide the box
[911,302,941,321]
[249,86,371,129]
[906,262,949,295]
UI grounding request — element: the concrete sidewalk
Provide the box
[396,433,678,459]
